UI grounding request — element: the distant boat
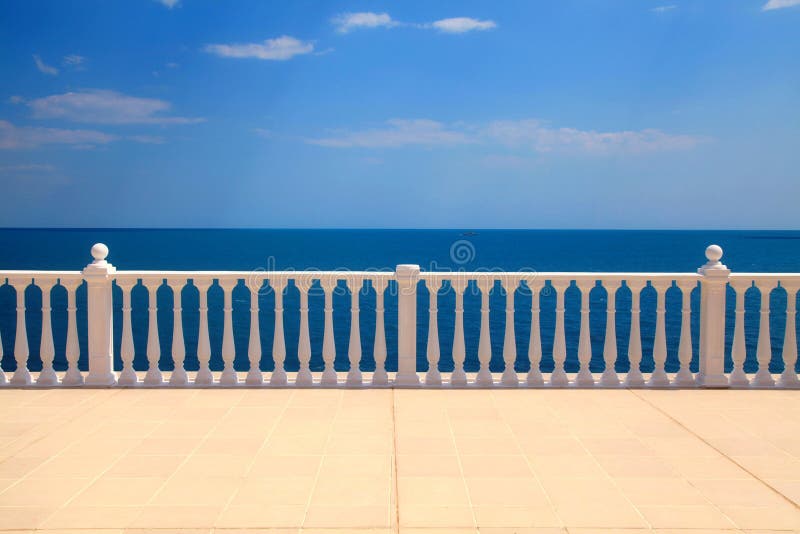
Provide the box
[461,231,478,236]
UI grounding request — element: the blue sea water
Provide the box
[1,229,799,376]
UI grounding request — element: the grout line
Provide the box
[630,388,800,511]
[446,391,478,530]
[391,387,400,534]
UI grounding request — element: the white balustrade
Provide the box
[1,244,799,389]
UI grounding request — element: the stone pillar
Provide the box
[697,244,730,388]
[83,243,117,386]
[395,264,420,386]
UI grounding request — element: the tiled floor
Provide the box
[0,382,799,533]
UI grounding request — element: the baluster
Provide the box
[143,279,163,385]
[321,278,337,386]
[779,285,799,388]
[501,277,518,386]
[527,281,544,386]
[219,279,238,385]
[117,280,137,386]
[296,280,313,386]
[245,277,263,385]
[451,277,468,386]
[476,278,493,386]
[10,278,31,385]
[425,277,442,386]
[168,278,188,386]
[754,282,776,387]
[674,281,697,386]
[346,278,363,385]
[62,280,83,385]
[600,280,620,386]
[36,278,57,386]
[372,278,389,386]
[575,281,594,386]
[729,281,749,387]
[550,281,569,387]
[648,281,671,386]
[270,277,288,386]
[625,280,646,387]
[194,278,214,385]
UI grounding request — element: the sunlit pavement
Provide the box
[1,382,799,533]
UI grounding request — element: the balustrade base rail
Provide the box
[1,244,798,389]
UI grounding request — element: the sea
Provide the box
[1,229,799,376]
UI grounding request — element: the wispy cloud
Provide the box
[27,90,203,125]
[62,54,87,69]
[331,12,497,34]
[306,119,475,148]
[33,54,58,75]
[128,135,166,144]
[651,5,677,13]
[0,120,116,149]
[305,118,707,155]
[205,36,314,60]
[155,0,180,8]
[762,0,800,9]
[0,163,56,172]
[332,12,398,33]
[428,18,497,33]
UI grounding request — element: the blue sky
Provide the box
[0,0,798,228]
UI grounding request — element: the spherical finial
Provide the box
[91,243,109,262]
[705,244,723,263]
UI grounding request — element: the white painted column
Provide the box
[194,278,214,386]
[320,279,337,386]
[476,278,493,386]
[219,278,238,386]
[600,280,620,387]
[728,281,749,387]
[296,280,313,386]
[697,245,730,387]
[168,278,188,386]
[143,278,163,386]
[501,277,518,386]
[550,281,569,387]
[245,279,263,385]
[625,280,646,387]
[10,278,31,385]
[372,278,389,386]
[575,280,594,387]
[347,277,363,386]
[61,280,83,386]
[36,278,58,386]
[779,285,799,388]
[270,277,288,386]
[527,281,544,386]
[674,280,697,387]
[425,277,442,386]
[753,281,776,387]
[117,280,137,386]
[648,281,671,387]
[395,265,420,386]
[451,277,468,386]
[83,244,117,386]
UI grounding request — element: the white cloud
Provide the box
[33,54,58,76]
[8,95,25,104]
[430,17,497,33]
[0,163,56,172]
[63,54,86,68]
[763,0,800,9]
[0,120,116,149]
[128,135,166,144]
[306,119,474,148]
[156,0,180,8]
[651,5,677,13]
[306,118,707,154]
[205,36,314,60]
[332,12,398,33]
[27,89,203,125]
